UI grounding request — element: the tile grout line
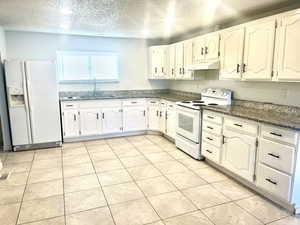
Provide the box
[84,140,118,225]
[107,137,165,224]
[13,150,36,225]
[61,144,68,225]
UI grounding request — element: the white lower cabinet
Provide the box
[101,107,123,134]
[79,109,101,136]
[123,106,146,132]
[222,129,257,182]
[62,109,80,138]
[159,102,167,133]
[166,104,176,138]
[148,105,160,131]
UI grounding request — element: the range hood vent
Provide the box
[186,61,220,71]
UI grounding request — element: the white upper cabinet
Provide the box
[175,42,185,79]
[149,46,168,79]
[183,40,194,80]
[242,19,276,80]
[192,36,206,64]
[168,44,176,79]
[220,27,245,80]
[192,33,220,65]
[277,9,300,81]
[80,109,101,136]
[123,106,147,132]
[62,109,80,138]
[102,107,123,134]
[205,33,220,61]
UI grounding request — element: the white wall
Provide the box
[5,31,168,92]
[0,27,6,60]
[169,71,300,107]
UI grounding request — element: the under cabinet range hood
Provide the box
[186,61,220,71]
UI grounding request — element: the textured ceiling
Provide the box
[0,0,294,39]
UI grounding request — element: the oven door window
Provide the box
[178,113,194,133]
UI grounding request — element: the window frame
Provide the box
[57,50,120,84]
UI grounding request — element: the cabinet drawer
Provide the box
[202,142,221,163]
[202,120,222,135]
[261,125,298,146]
[256,163,292,201]
[203,111,223,125]
[259,139,295,174]
[123,99,146,106]
[79,100,104,109]
[202,131,222,147]
[62,102,79,109]
[148,99,160,106]
[224,118,258,136]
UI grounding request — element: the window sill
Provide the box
[59,79,119,84]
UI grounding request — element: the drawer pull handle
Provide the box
[207,126,214,130]
[156,110,159,116]
[268,153,280,159]
[207,116,214,119]
[206,149,212,154]
[234,123,243,127]
[265,178,277,185]
[150,101,156,103]
[270,132,282,137]
[66,104,73,107]
[206,137,213,141]
[96,113,99,120]
[131,101,137,104]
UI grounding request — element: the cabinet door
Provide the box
[222,130,257,182]
[183,40,194,80]
[192,36,206,64]
[62,109,80,138]
[80,109,101,136]
[277,10,300,80]
[175,42,184,79]
[168,44,176,79]
[205,33,220,61]
[166,107,176,139]
[159,107,167,133]
[148,106,160,131]
[149,47,158,78]
[102,107,123,134]
[243,20,276,80]
[220,27,245,80]
[123,106,146,132]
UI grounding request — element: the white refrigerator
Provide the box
[5,60,62,151]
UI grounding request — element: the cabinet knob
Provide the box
[201,47,204,55]
[205,46,208,54]
[242,64,246,73]
[236,64,240,73]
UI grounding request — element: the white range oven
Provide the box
[175,88,232,160]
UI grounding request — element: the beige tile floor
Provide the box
[0,134,299,225]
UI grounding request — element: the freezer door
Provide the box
[25,61,62,144]
[4,60,32,146]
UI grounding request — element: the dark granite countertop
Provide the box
[60,93,199,102]
[202,104,300,131]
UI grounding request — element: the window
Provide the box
[57,51,119,82]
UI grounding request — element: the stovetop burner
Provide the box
[192,100,205,103]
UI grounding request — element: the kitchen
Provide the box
[1,1,300,225]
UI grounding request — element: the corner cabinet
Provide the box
[276,9,300,81]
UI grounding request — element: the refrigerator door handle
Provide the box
[22,62,33,144]
[24,62,34,144]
